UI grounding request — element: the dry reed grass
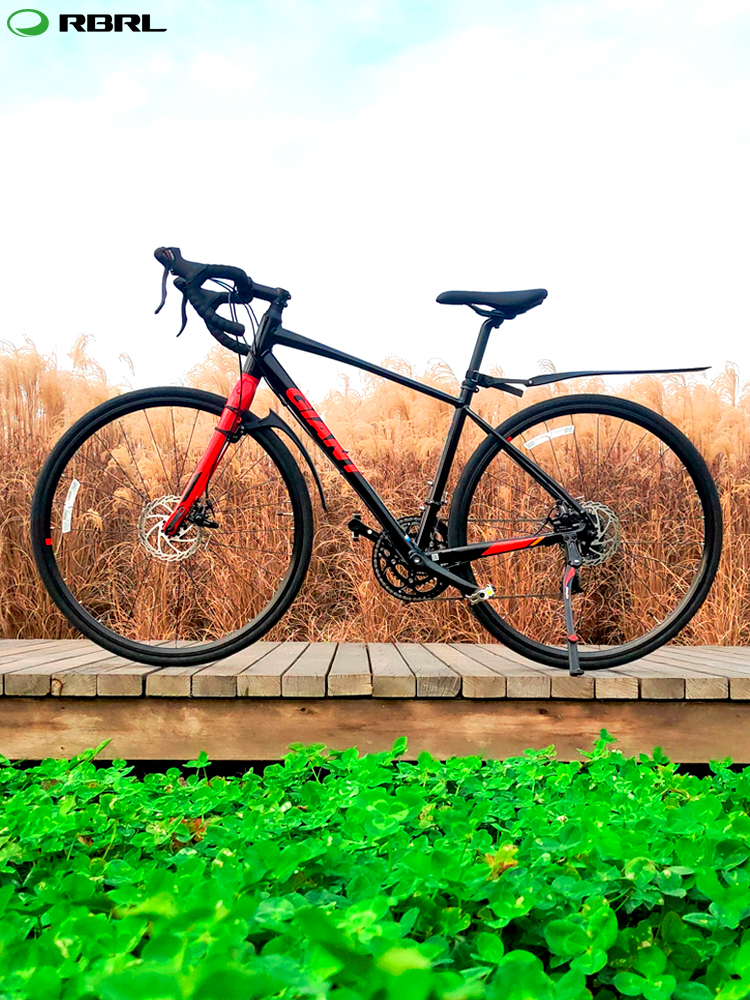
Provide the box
[2,337,746,645]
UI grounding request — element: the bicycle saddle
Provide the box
[436,289,547,318]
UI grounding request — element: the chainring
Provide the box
[372,516,449,602]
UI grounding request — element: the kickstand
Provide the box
[562,562,584,677]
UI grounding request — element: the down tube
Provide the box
[261,353,412,550]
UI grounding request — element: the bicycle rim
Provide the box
[31,388,313,666]
[450,394,722,668]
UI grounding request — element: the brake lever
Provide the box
[177,292,188,337]
[155,265,169,314]
[154,265,191,337]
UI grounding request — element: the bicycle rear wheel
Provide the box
[31,387,313,667]
[449,394,722,668]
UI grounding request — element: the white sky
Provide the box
[1,0,749,400]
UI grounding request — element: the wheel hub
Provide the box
[137,495,207,562]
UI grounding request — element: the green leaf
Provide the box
[488,951,555,1000]
[643,976,677,1000]
[475,932,505,964]
[672,985,713,1000]
[636,945,667,978]
[613,972,649,997]
[552,967,588,1000]
[185,751,211,769]
[98,970,182,1000]
[544,920,589,958]
[376,947,431,975]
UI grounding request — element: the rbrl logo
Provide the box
[6,9,166,33]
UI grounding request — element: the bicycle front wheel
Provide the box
[449,394,722,668]
[31,387,313,666]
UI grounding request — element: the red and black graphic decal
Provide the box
[286,389,359,473]
[481,536,546,556]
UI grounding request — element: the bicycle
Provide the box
[31,248,723,676]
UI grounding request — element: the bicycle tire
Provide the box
[31,386,314,667]
[448,394,722,668]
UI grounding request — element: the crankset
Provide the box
[371,516,449,603]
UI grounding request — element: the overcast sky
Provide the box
[1,0,749,399]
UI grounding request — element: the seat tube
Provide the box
[416,317,499,547]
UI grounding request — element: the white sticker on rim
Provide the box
[61,479,81,534]
[523,425,575,450]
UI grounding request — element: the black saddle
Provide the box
[436,288,547,319]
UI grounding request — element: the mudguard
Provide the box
[474,366,709,396]
[241,409,327,511]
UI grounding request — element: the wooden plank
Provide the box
[146,664,206,698]
[328,643,371,697]
[0,639,74,659]
[593,670,641,700]
[5,697,750,762]
[680,649,750,699]
[692,649,750,697]
[0,642,102,691]
[98,663,160,697]
[425,644,506,698]
[459,645,551,698]
[192,643,282,698]
[396,644,460,697]
[368,644,415,698]
[645,651,728,699]
[239,642,308,697]
[611,656,685,700]
[52,655,134,697]
[5,648,123,696]
[281,644,336,698]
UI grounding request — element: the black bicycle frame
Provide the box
[240,309,581,596]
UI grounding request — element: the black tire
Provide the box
[31,387,314,667]
[448,394,722,668]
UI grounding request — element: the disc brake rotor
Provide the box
[579,499,621,566]
[137,495,207,562]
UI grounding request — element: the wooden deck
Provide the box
[0,640,749,762]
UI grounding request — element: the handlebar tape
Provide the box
[154,247,286,355]
[174,278,247,338]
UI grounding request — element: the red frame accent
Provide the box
[163,373,259,536]
[481,536,545,556]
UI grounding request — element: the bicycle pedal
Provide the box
[348,514,380,544]
[468,585,495,605]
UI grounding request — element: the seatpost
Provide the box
[461,316,503,403]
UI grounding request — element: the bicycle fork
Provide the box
[162,373,260,537]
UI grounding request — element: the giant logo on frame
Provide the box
[285,389,359,474]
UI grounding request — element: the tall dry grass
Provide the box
[2,336,747,644]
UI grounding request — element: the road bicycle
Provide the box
[31,248,723,676]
